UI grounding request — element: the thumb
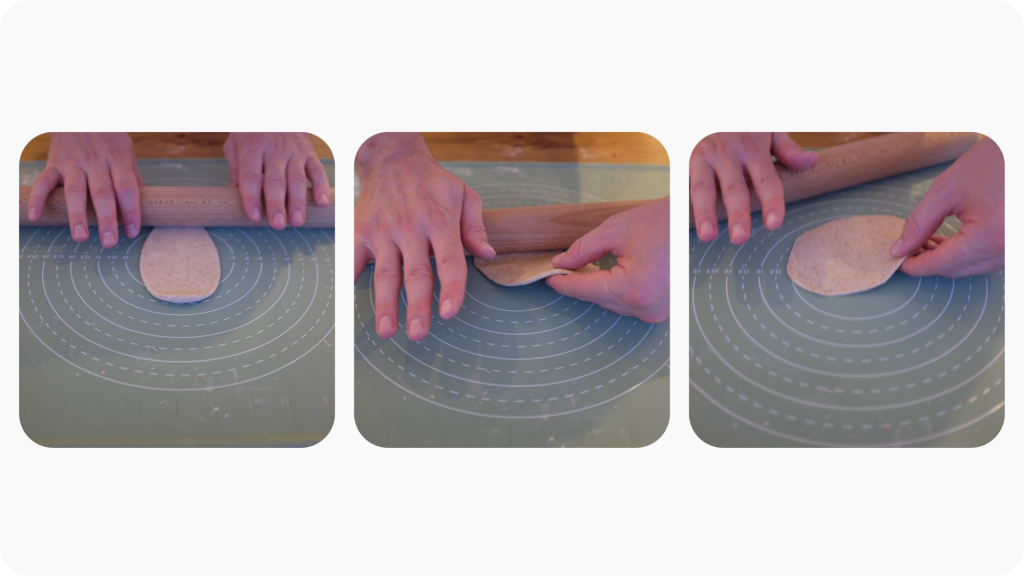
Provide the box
[771,132,818,170]
[553,221,619,269]
[460,185,495,259]
[891,182,956,258]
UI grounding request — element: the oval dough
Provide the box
[474,250,600,287]
[786,215,908,296]
[140,227,221,304]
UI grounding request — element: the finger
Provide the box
[899,232,997,278]
[86,167,120,248]
[237,143,264,223]
[546,270,615,305]
[771,132,818,170]
[355,240,372,285]
[398,242,434,342]
[430,229,468,320]
[223,134,239,187]
[263,155,288,230]
[890,184,956,258]
[743,153,786,230]
[306,156,331,206]
[27,166,62,223]
[371,239,401,339]
[286,155,309,227]
[551,221,618,270]
[459,186,495,259]
[689,159,719,241]
[110,159,141,239]
[714,157,752,244]
[63,168,90,242]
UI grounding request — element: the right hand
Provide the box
[891,137,1004,277]
[27,132,143,247]
[690,132,818,244]
[354,133,495,342]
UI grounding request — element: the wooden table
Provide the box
[20,132,887,165]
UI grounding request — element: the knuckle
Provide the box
[428,205,455,230]
[373,267,401,284]
[404,266,434,282]
[435,252,466,271]
[263,176,287,190]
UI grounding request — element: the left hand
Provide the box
[223,133,331,230]
[545,196,670,324]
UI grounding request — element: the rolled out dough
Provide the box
[473,250,600,287]
[139,227,221,304]
[786,215,908,296]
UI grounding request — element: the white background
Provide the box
[0,0,1021,574]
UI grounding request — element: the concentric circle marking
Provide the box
[20,225,335,392]
[690,176,1004,447]
[355,183,670,419]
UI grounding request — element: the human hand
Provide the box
[545,196,669,324]
[27,132,143,247]
[223,132,331,230]
[891,137,1004,277]
[690,132,818,244]
[354,133,495,341]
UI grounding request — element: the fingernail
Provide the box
[127,224,138,238]
[74,225,86,241]
[732,223,746,241]
[319,193,329,205]
[481,241,495,256]
[441,298,455,318]
[410,318,425,338]
[28,206,38,221]
[273,213,285,228]
[103,231,114,246]
[251,207,261,222]
[551,252,564,265]
[379,316,394,335]
[890,237,904,257]
[765,211,779,229]
[699,221,713,240]
[291,210,303,226]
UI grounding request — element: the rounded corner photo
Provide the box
[688,132,1004,447]
[354,132,670,447]
[18,132,335,448]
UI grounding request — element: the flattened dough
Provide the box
[473,250,600,287]
[140,227,221,303]
[787,215,908,296]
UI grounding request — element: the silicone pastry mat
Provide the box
[689,162,1004,447]
[355,162,670,447]
[19,159,336,447]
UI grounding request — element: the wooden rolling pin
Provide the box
[18,186,335,228]
[688,132,982,228]
[482,199,652,254]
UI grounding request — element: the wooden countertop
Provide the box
[19,132,888,165]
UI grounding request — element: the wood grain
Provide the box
[421,132,669,165]
[482,200,652,253]
[19,133,334,161]
[689,132,982,228]
[19,185,335,228]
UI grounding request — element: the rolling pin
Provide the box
[688,132,982,228]
[482,200,653,254]
[18,186,335,228]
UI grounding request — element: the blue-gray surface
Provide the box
[19,159,336,446]
[355,162,671,447]
[689,162,1004,447]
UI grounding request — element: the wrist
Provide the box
[356,133,433,180]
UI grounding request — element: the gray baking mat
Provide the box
[355,162,670,447]
[689,162,1004,447]
[19,159,336,447]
